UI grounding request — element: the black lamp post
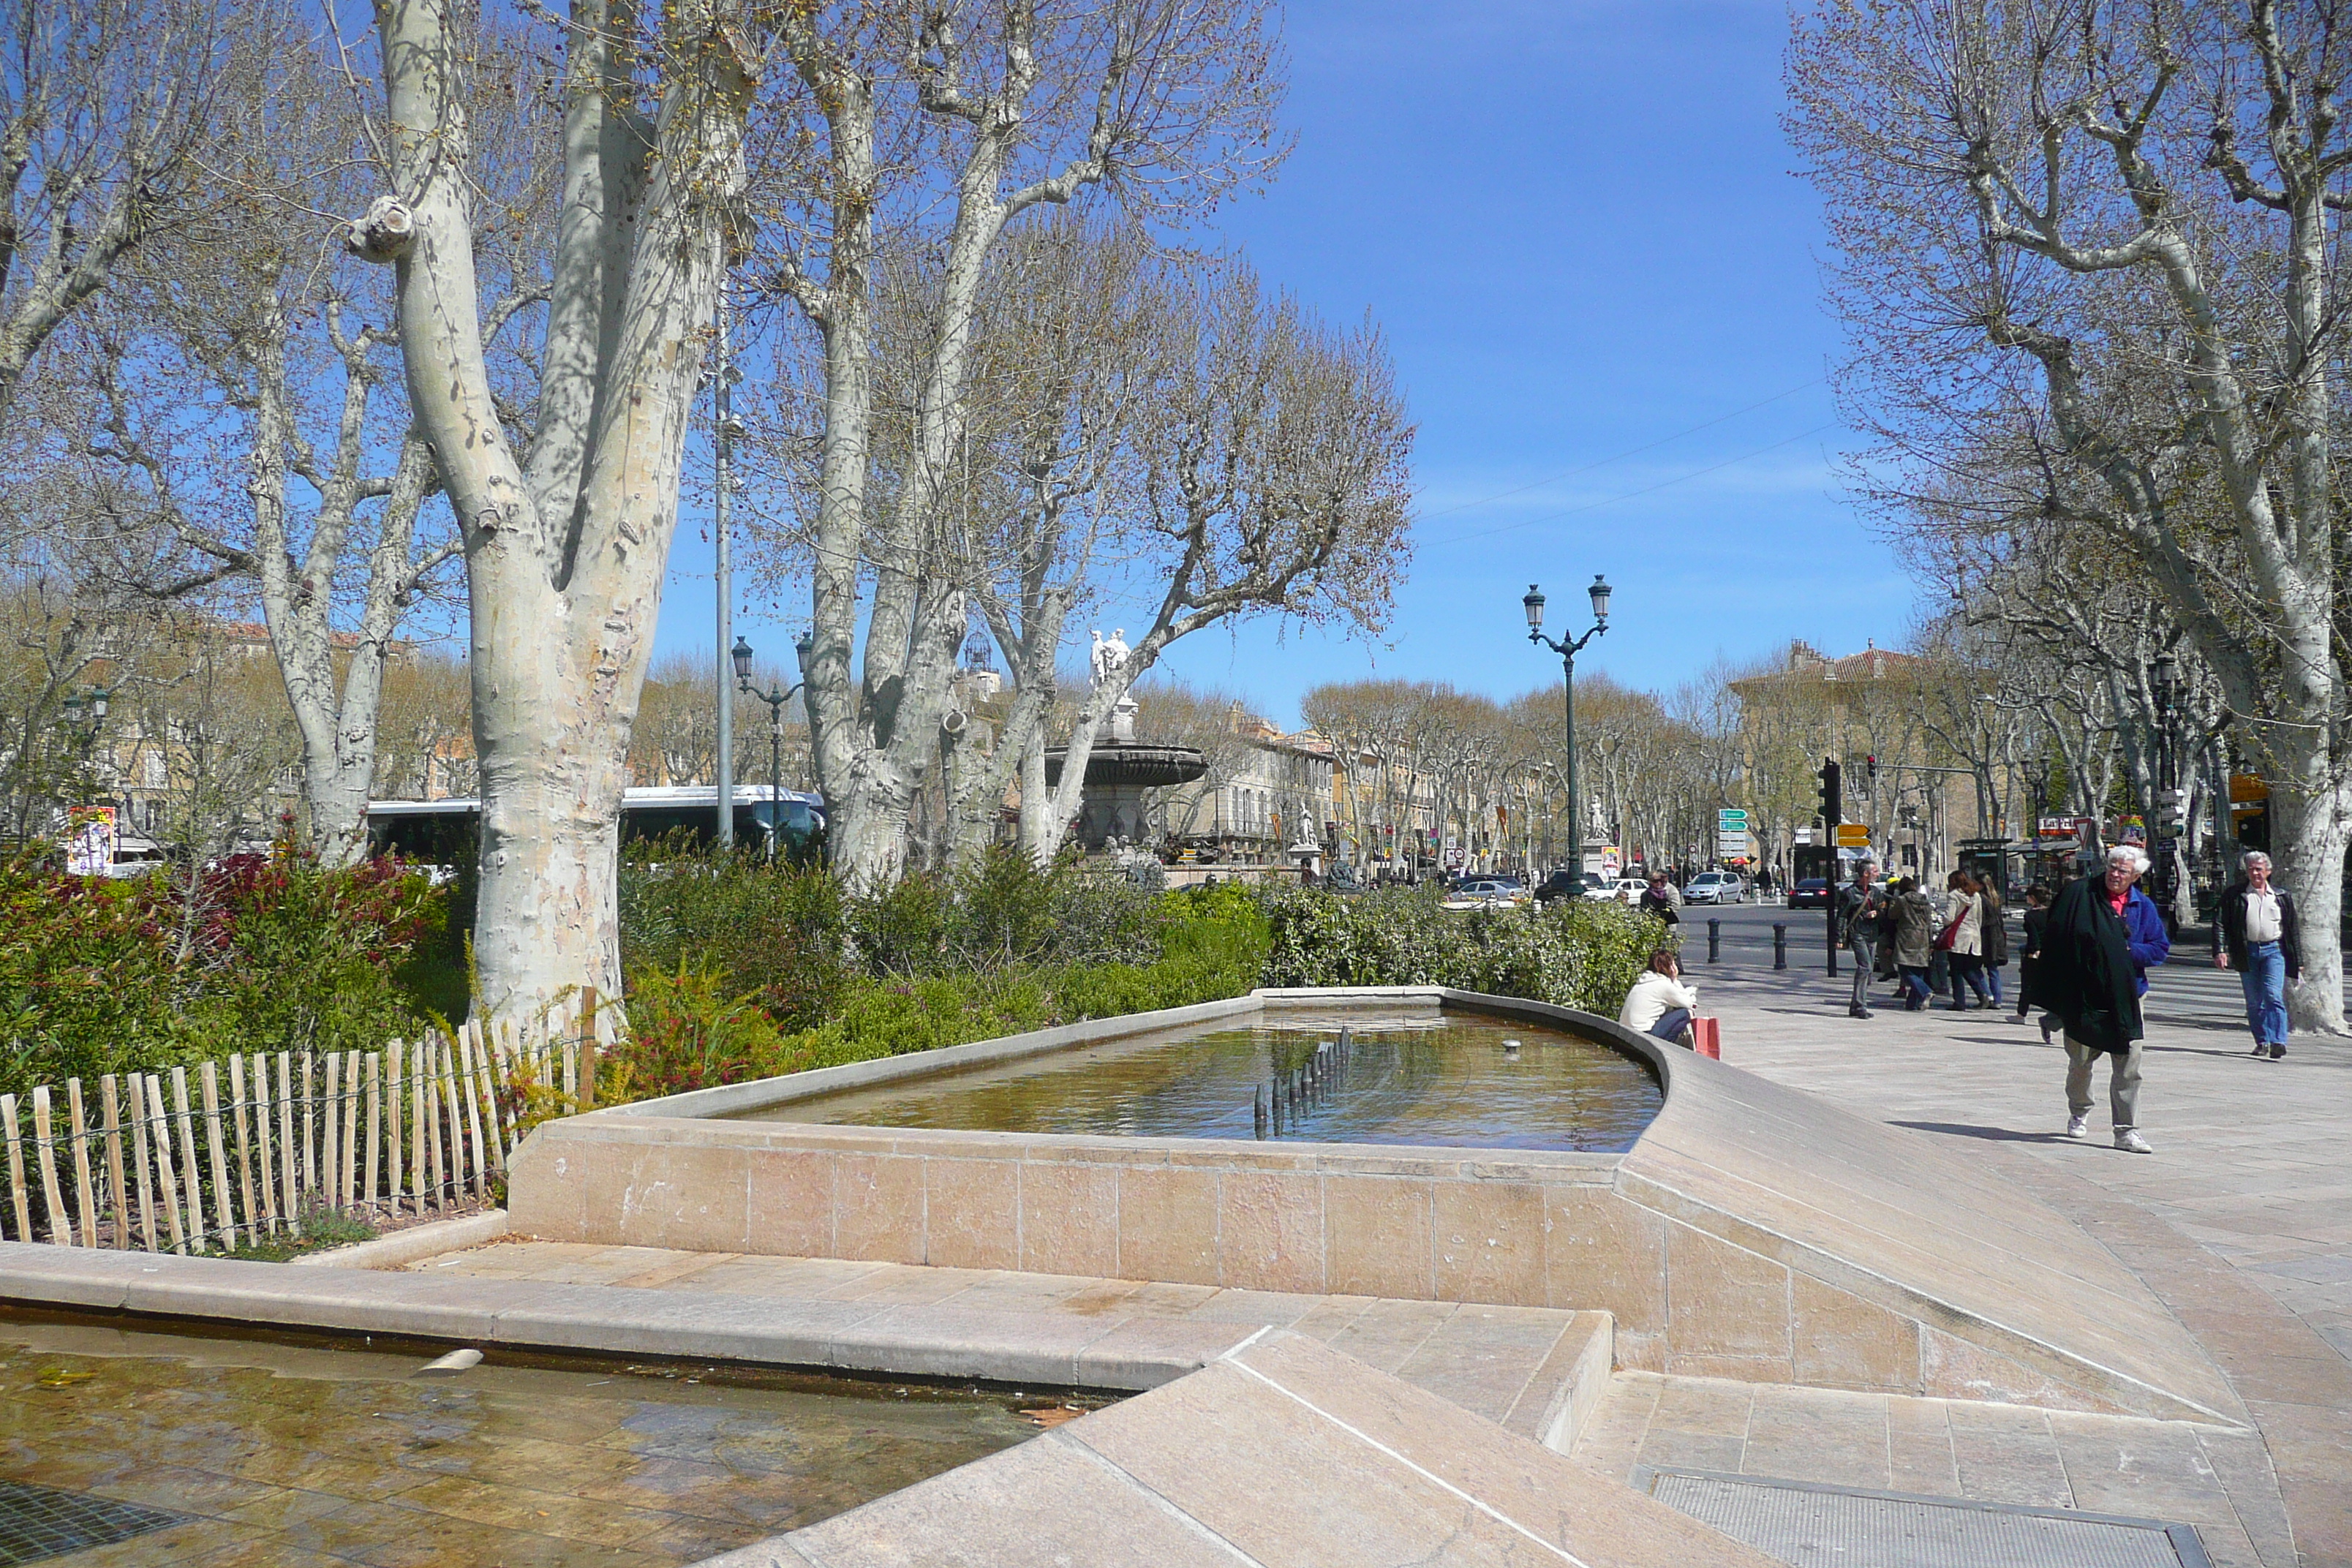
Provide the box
[2150,653,2181,911]
[733,634,812,858]
[59,685,110,757]
[1524,576,1612,888]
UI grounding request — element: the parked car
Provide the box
[1440,877,1529,911]
[1533,870,1610,905]
[1682,870,1745,905]
[1785,877,1833,910]
[1609,877,1647,902]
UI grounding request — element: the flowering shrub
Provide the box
[0,853,442,1096]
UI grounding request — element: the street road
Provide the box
[1670,894,2352,1027]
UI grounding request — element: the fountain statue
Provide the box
[1045,628,1207,852]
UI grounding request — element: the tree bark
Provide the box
[366,0,750,1017]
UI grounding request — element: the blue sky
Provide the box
[658,1,1910,726]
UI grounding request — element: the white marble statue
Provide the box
[1090,627,1131,689]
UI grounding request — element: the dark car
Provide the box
[1786,877,1833,910]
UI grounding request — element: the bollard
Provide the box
[1254,1085,1268,1139]
[1708,917,1720,964]
[1773,922,1787,970]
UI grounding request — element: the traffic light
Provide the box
[1817,757,1842,828]
[1866,755,1879,799]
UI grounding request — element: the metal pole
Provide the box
[1562,648,1580,884]
[771,702,784,858]
[1773,921,1787,970]
[713,295,735,849]
[1707,917,1719,964]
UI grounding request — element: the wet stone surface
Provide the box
[754,1009,1662,1153]
[0,1316,1039,1567]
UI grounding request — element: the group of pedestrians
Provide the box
[1836,867,2010,1016]
[1830,843,2304,1156]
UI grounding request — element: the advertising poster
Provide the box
[64,804,116,876]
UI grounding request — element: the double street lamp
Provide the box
[1523,576,1613,886]
[731,634,811,859]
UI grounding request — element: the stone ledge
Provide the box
[289,1209,511,1270]
[0,1241,1264,1392]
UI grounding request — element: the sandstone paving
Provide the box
[413,1237,1604,1433]
[1574,1371,2290,1567]
[1686,948,2346,1566]
[708,1332,1787,1568]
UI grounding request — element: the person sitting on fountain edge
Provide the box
[1620,948,1699,1048]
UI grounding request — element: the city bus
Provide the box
[365,785,826,868]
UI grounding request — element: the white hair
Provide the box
[2242,850,2272,871]
[2105,844,2150,873]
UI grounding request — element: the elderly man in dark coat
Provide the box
[2038,843,2171,1153]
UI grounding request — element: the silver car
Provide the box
[1681,870,1745,905]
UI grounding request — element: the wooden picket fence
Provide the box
[0,994,617,1253]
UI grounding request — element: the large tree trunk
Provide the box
[367,0,747,1017]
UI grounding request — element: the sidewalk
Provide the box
[1689,952,2352,1566]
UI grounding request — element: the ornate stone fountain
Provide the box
[1043,628,1208,853]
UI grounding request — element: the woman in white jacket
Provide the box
[1619,949,1699,1046]
[1942,870,1991,1010]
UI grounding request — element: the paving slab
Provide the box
[396,1238,1612,1431]
[709,1331,1784,1568]
[1577,1371,2289,1567]
[1685,944,2345,1566]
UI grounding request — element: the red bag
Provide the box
[1933,903,1966,951]
[1692,1017,1721,1059]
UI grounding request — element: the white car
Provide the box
[1681,870,1746,905]
[1440,877,1529,911]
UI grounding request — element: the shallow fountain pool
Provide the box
[747,1008,1662,1153]
[0,1311,1048,1566]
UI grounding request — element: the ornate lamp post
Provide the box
[731,634,811,859]
[1523,576,1612,888]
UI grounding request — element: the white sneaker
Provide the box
[2115,1129,2154,1155]
[2065,1115,2089,1139]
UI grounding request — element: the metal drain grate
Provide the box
[0,1480,186,1566]
[1635,1468,2209,1568]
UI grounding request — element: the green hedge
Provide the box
[609,878,1268,1098]
[1258,885,1665,1015]
[605,870,1659,1103]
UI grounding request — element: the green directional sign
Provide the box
[1718,808,1748,829]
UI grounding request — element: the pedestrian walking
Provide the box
[2215,850,2300,1060]
[1978,878,2009,1007]
[1619,948,1700,1047]
[1939,871,1992,1009]
[2038,844,2171,1154]
[1639,869,1682,927]
[1891,876,1936,1009]
[2012,883,2050,1025]
[1838,859,1885,1019]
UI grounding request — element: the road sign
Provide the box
[1718,807,1747,826]
[1833,823,1871,848]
